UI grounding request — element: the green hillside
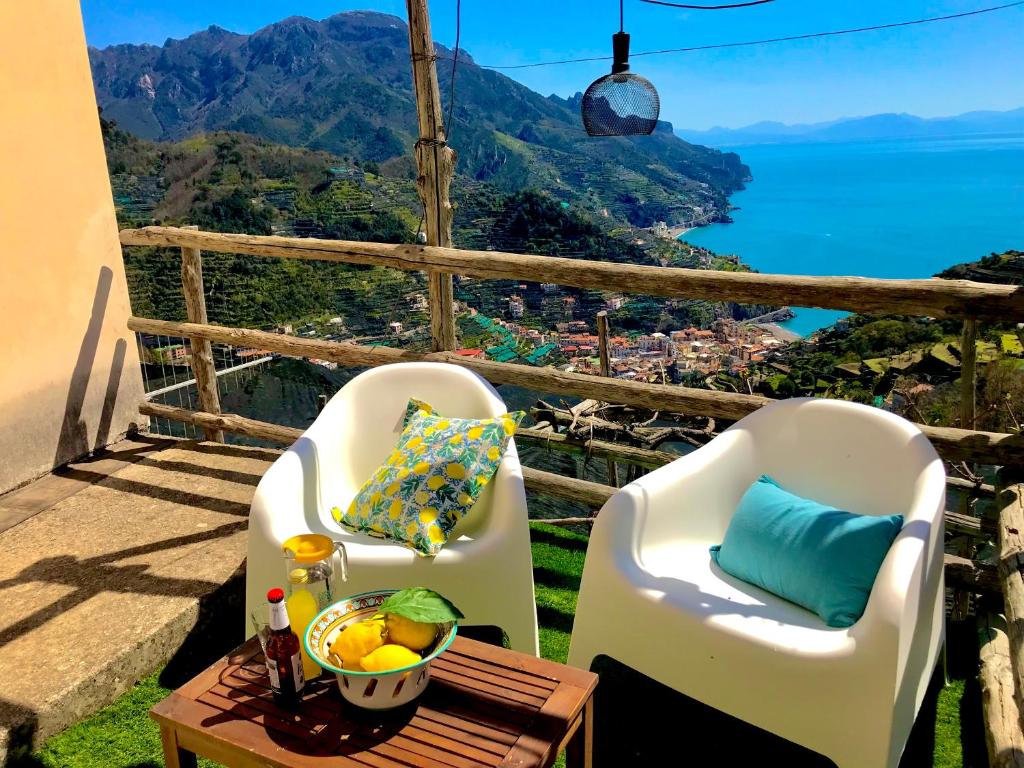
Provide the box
[727,251,1024,434]
[89,11,748,232]
[107,118,769,337]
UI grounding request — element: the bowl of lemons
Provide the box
[304,587,461,709]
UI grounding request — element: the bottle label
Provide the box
[267,658,281,691]
[269,600,290,631]
[290,652,305,693]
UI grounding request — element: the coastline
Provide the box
[754,322,801,343]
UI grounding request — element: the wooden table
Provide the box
[151,636,597,768]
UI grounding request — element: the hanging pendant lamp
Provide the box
[581,0,661,136]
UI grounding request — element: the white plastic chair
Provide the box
[568,398,945,768]
[246,362,539,655]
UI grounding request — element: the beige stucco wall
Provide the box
[0,1,145,494]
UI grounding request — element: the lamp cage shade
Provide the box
[581,31,660,136]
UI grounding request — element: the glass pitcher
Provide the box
[282,533,348,610]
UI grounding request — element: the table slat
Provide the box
[151,635,597,768]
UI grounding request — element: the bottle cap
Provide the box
[288,568,310,584]
[267,588,285,603]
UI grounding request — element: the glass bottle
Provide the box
[264,588,304,709]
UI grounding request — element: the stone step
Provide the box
[0,437,278,763]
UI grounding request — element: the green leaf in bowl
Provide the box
[379,587,464,623]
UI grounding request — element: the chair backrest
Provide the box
[730,398,941,519]
[304,362,510,513]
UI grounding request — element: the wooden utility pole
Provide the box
[180,225,223,441]
[406,0,457,352]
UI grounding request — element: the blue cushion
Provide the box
[709,475,903,628]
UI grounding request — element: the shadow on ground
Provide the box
[587,619,985,768]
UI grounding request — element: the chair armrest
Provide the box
[586,429,754,581]
[249,437,328,541]
[858,461,946,670]
[626,429,757,551]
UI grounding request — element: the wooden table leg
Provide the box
[565,698,593,768]
[160,724,198,768]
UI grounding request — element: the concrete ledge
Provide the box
[0,438,278,763]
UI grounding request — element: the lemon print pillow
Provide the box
[332,399,525,556]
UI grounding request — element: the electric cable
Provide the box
[473,1,1024,70]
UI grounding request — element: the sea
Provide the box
[682,135,1024,336]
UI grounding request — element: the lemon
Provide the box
[330,618,384,665]
[360,644,421,672]
[419,508,438,525]
[386,614,439,651]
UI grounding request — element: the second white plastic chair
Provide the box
[568,398,945,767]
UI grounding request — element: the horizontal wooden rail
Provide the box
[946,510,998,539]
[516,426,678,469]
[129,316,768,420]
[523,425,999,513]
[140,401,998,595]
[120,226,1024,322]
[139,402,613,509]
[130,316,1024,466]
[946,475,997,498]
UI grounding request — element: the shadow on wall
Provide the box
[52,266,127,468]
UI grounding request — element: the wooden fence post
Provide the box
[406,0,457,352]
[996,467,1024,725]
[961,318,978,429]
[952,318,980,620]
[180,225,224,442]
[595,310,617,486]
[596,311,611,377]
[978,610,1024,767]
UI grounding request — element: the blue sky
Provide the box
[80,1,1024,130]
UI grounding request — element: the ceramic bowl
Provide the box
[304,589,457,709]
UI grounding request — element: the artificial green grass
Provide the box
[25,674,216,768]
[933,679,966,768]
[25,523,975,767]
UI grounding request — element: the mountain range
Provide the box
[88,11,749,229]
[675,107,1024,147]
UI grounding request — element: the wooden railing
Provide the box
[121,224,1024,748]
[122,225,1024,465]
[120,224,1023,572]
